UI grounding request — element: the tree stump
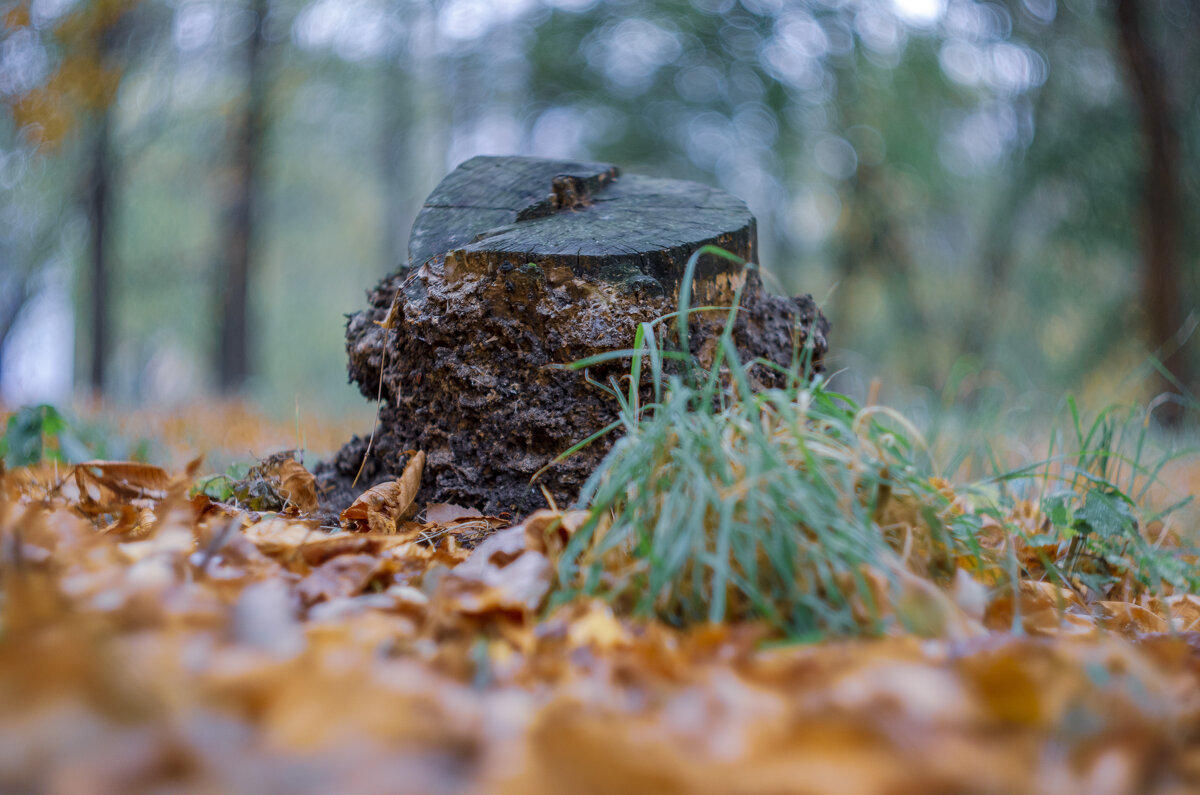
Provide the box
[318,156,830,516]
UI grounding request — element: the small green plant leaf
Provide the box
[1074,489,1136,540]
[1,404,88,467]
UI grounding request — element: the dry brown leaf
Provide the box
[273,459,318,514]
[566,602,628,650]
[425,502,483,524]
[523,509,589,559]
[1021,607,1097,637]
[395,449,425,511]
[242,518,323,558]
[73,461,171,511]
[440,523,552,618]
[293,532,412,566]
[1163,594,1200,632]
[296,553,389,606]
[1096,601,1168,634]
[340,451,425,533]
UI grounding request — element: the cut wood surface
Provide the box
[409,155,756,303]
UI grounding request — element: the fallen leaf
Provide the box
[453,525,528,578]
[74,461,171,512]
[1163,594,1200,632]
[296,553,389,606]
[523,509,589,560]
[441,523,552,616]
[242,518,323,558]
[292,532,412,566]
[566,602,628,650]
[425,502,482,524]
[274,459,318,513]
[340,451,425,533]
[1096,601,1168,634]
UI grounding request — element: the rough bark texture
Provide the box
[318,156,830,516]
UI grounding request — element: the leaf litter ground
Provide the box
[3,399,1200,794]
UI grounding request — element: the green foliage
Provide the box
[549,248,1199,639]
[193,461,253,503]
[996,399,1200,596]
[0,404,88,466]
[192,451,304,512]
[0,404,157,468]
[549,248,955,635]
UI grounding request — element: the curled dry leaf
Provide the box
[341,450,425,533]
[523,509,589,560]
[74,461,171,505]
[224,451,316,513]
[274,458,318,514]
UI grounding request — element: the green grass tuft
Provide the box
[545,247,1200,638]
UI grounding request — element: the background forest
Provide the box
[1,0,1196,427]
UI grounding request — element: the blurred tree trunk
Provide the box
[832,66,931,386]
[2,1,139,397]
[215,0,269,392]
[836,161,931,381]
[1114,0,1191,424]
[379,59,413,273]
[379,1,447,275]
[85,108,114,396]
[960,74,1055,362]
[0,276,32,380]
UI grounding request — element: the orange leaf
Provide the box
[340,451,424,533]
[274,458,318,514]
[73,460,171,513]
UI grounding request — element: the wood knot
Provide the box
[550,175,592,211]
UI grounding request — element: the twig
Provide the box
[353,285,404,489]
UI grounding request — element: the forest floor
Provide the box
[2,398,1200,794]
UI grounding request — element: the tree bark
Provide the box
[85,109,114,396]
[216,0,268,392]
[1114,0,1191,424]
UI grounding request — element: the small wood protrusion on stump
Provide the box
[318,155,830,516]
